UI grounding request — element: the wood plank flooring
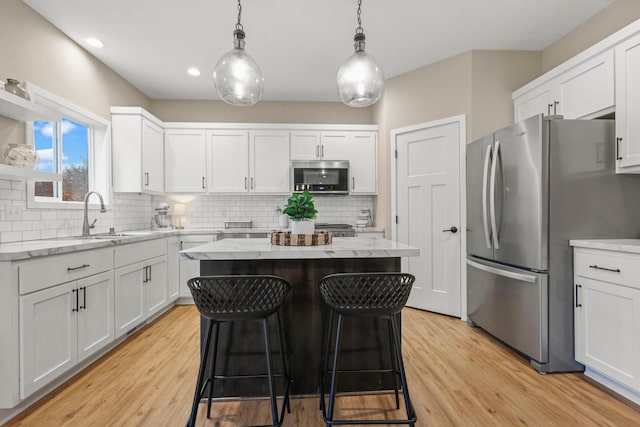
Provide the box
[6,305,640,426]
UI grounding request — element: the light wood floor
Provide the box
[6,305,640,426]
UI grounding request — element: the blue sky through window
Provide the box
[34,118,88,172]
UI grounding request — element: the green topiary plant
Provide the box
[282,190,318,221]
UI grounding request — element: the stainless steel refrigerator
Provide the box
[466,114,640,373]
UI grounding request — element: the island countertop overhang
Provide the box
[180,237,419,260]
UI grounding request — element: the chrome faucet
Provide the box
[82,191,107,237]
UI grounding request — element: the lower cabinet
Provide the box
[573,245,640,404]
[178,234,216,301]
[19,270,114,398]
[166,237,180,302]
[114,255,167,338]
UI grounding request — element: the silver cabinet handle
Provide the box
[589,264,620,273]
[251,177,254,190]
[489,140,500,249]
[482,144,492,249]
[202,177,205,189]
[244,177,248,190]
[316,145,319,158]
[352,177,355,190]
[616,137,623,160]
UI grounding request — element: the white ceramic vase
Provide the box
[290,219,314,235]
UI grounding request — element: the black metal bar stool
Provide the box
[186,275,292,427]
[318,272,416,426]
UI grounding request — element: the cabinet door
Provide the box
[179,237,214,299]
[20,282,77,398]
[112,114,144,192]
[291,131,320,160]
[165,129,207,193]
[145,256,167,319]
[77,271,114,363]
[142,118,164,193]
[250,131,290,193]
[615,35,640,172]
[575,277,640,389]
[208,130,249,192]
[513,83,554,122]
[114,262,145,338]
[167,238,180,302]
[349,132,377,194]
[557,50,614,119]
[320,132,350,160]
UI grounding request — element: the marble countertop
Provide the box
[569,239,640,254]
[180,237,419,260]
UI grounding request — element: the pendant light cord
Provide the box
[355,0,363,34]
[236,0,243,31]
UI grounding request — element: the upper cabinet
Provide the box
[513,50,614,122]
[615,33,640,173]
[349,132,377,194]
[290,131,349,160]
[164,128,207,193]
[111,107,164,193]
[207,130,290,194]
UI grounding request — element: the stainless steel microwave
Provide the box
[291,160,350,195]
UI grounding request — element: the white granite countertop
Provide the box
[569,239,640,254]
[180,237,419,260]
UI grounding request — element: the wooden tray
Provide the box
[271,231,332,246]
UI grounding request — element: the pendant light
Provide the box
[213,0,264,106]
[337,0,385,107]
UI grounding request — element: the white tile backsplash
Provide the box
[0,177,374,243]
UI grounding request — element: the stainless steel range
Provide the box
[315,223,355,237]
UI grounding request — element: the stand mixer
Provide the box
[153,203,171,228]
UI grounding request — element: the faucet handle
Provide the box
[89,218,98,229]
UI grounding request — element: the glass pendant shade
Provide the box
[337,33,384,107]
[213,30,264,106]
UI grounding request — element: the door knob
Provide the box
[442,226,458,233]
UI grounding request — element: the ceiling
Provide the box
[23,0,614,103]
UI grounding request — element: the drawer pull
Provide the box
[588,264,620,273]
[67,263,90,272]
[575,284,582,308]
[72,288,78,312]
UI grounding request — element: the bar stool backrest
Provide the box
[319,272,416,316]
[187,275,291,321]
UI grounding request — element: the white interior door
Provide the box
[394,117,464,317]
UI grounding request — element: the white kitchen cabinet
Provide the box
[573,246,640,404]
[615,34,640,173]
[513,50,614,122]
[19,270,114,399]
[111,107,164,193]
[349,132,377,194]
[178,234,216,302]
[291,131,348,160]
[166,237,180,302]
[208,130,290,193]
[114,240,168,338]
[164,128,207,192]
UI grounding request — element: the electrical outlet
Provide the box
[5,205,22,221]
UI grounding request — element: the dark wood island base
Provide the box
[199,257,401,397]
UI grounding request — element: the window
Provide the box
[34,118,90,202]
[26,83,110,209]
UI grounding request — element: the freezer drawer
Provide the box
[467,257,548,364]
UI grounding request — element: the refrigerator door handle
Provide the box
[489,140,500,249]
[467,259,537,283]
[482,144,493,249]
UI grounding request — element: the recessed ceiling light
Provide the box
[85,37,104,48]
[187,67,201,77]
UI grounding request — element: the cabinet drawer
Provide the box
[18,248,112,295]
[114,239,167,268]
[574,249,640,289]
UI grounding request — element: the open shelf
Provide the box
[0,89,60,122]
[0,164,61,181]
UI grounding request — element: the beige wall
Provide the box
[0,0,149,119]
[542,0,640,72]
[149,99,373,124]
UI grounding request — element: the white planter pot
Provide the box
[290,220,315,235]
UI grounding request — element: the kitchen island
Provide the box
[180,237,419,397]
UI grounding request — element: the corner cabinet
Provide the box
[164,128,207,193]
[207,130,290,194]
[111,107,164,193]
[615,34,640,173]
[572,244,640,405]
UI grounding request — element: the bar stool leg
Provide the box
[262,318,279,426]
[390,316,415,426]
[387,317,400,410]
[187,318,214,427]
[326,313,344,426]
[319,310,335,411]
[206,321,220,419]
[276,311,291,416]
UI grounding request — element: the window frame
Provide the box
[25,84,111,210]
